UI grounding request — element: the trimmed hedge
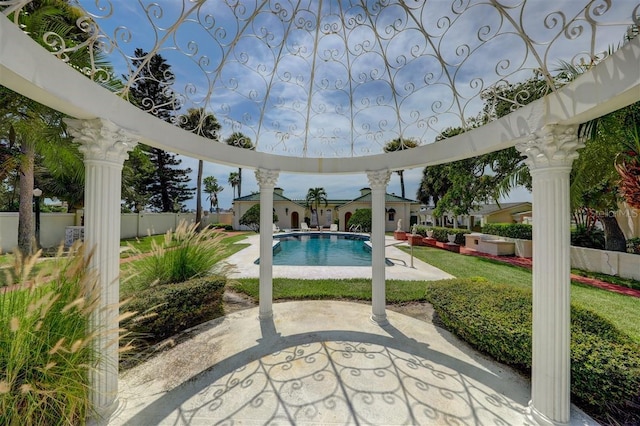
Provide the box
[122,276,226,344]
[425,278,640,421]
[414,225,471,245]
[481,223,532,240]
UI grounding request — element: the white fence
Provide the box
[0,212,199,253]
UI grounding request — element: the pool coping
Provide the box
[225,233,454,281]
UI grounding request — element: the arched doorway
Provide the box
[291,211,299,229]
[344,212,352,231]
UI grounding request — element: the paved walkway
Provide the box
[111,301,597,425]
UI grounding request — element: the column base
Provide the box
[258,310,273,320]
[370,313,388,326]
[87,397,119,426]
[527,400,569,426]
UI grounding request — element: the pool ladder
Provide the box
[349,224,362,233]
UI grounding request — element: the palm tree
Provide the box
[383,137,419,198]
[305,187,328,230]
[228,171,240,199]
[556,54,638,251]
[179,108,220,227]
[224,132,254,197]
[203,176,224,220]
[3,0,112,254]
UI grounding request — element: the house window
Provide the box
[388,208,396,221]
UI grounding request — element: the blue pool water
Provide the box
[265,233,375,266]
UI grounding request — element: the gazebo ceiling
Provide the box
[2,0,639,160]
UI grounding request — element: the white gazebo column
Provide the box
[255,168,279,320]
[367,170,391,324]
[516,124,582,426]
[65,118,137,423]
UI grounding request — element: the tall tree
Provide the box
[224,132,254,197]
[416,75,547,221]
[228,171,240,199]
[125,48,194,212]
[1,1,98,254]
[383,137,419,198]
[121,146,154,212]
[570,102,639,251]
[147,150,194,212]
[203,176,223,215]
[305,187,328,229]
[557,44,639,251]
[179,108,220,226]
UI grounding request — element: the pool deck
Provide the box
[112,300,597,426]
[225,233,454,281]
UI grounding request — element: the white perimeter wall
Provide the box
[571,246,640,281]
[0,212,204,253]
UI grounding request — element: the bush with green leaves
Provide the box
[627,237,640,254]
[129,220,233,286]
[121,276,226,344]
[571,225,605,249]
[239,204,278,232]
[414,225,470,245]
[481,223,532,240]
[425,278,640,422]
[347,208,371,231]
[0,244,100,425]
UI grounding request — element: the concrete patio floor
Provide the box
[110,233,598,425]
[111,301,597,425]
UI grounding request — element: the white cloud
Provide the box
[75,0,631,208]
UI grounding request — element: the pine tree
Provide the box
[147,148,194,212]
[124,48,194,212]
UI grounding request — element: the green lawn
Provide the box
[231,245,640,344]
[230,278,429,303]
[403,246,640,343]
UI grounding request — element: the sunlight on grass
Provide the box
[230,278,428,303]
[404,246,640,343]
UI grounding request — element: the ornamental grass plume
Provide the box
[0,242,129,425]
[129,220,234,286]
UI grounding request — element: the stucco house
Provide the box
[471,202,533,226]
[418,202,533,230]
[232,187,421,232]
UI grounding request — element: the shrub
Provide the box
[224,225,234,231]
[571,225,605,249]
[482,223,532,240]
[627,237,640,254]
[121,276,226,344]
[239,204,278,232]
[129,221,234,286]
[0,244,100,425]
[347,208,371,231]
[425,278,640,421]
[414,225,470,245]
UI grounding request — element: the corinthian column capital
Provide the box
[65,118,138,165]
[515,124,583,170]
[366,169,391,190]
[255,168,279,188]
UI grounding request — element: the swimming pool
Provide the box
[256,233,391,267]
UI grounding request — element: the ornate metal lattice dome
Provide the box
[3,0,639,159]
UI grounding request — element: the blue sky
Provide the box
[76,1,632,210]
[187,161,533,210]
